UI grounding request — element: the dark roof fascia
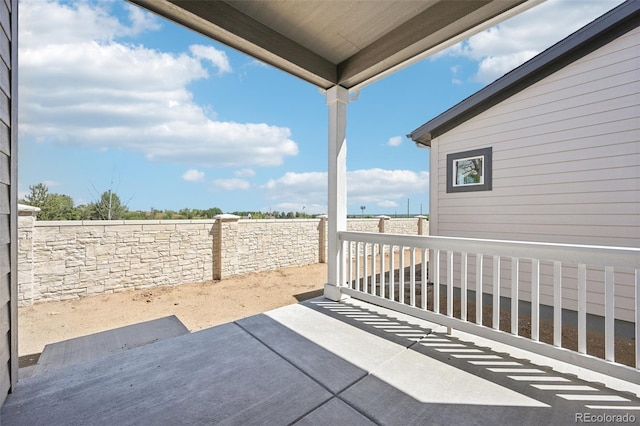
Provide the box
[408,0,640,146]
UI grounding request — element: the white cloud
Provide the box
[19,0,298,168]
[262,171,327,205]
[43,180,61,188]
[212,178,250,191]
[189,44,232,75]
[347,169,429,205]
[439,0,625,84]
[123,4,162,36]
[378,200,398,208]
[474,51,538,84]
[182,169,205,182]
[262,169,429,209]
[450,65,463,85]
[386,136,402,147]
[234,168,256,177]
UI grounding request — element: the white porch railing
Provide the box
[338,231,640,384]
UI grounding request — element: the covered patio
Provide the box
[3,297,639,425]
[2,0,639,422]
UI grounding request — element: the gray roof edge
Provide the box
[408,0,640,144]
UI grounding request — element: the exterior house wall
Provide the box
[429,26,639,322]
[1,0,16,403]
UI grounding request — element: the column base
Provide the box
[323,283,350,302]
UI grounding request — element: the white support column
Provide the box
[324,85,349,301]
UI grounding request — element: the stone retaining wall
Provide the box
[18,206,428,305]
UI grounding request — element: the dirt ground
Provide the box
[19,261,634,369]
[19,263,327,358]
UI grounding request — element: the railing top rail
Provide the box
[338,231,640,269]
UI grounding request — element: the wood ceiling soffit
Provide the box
[133,0,530,90]
[167,0,337,87]
[337,0,493,86]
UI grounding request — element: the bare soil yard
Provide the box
[19,263,326,358]
[19,261,634,369]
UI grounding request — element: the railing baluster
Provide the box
[371,243,377,296]
[336,231,640,378]
[578,263,587,354]
[340,239,346,288]
[493,256,500,330]
[380,244,386,299]
[345,241,352,288]
[410,247,416,307]
[447,251,454,317]
[605,266,614,362]
[355,241,361,292]
[421,248,428,310]
[553,261,562,347]
[531,259,540,342]
[636,269,639,369]
[461,252,468,321]
[476,253,483,325]
[363,243,369,293]
[389,245,395,302]
[511,257,519,335]
[434,250,440,314]
[399,247,405,304]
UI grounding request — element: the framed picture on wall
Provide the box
[446,147,492,193]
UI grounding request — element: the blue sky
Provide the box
[18,0,625,215]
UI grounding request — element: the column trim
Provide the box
[324,86,349,301]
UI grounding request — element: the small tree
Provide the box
[22,183,48,208]
[204,207,222,218]
[21,183,78,220]
[89,190,128,220]
[44,193,78,220]
[179,208,194,219]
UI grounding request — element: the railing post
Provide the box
[416,215,428,236]
[212,214,240,280]
[17,204,40,306]
[324,85,349,301]
[377,215,390,233]
[335,230,640,381]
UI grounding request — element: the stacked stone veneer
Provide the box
[19,218,215,305]
[18,207,428,305]
[212,216,325,280]
[347,216,428,235]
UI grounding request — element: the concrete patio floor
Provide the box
[3,297,639,425]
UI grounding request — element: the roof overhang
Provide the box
[407,0,640,147]
[129,0,543,92]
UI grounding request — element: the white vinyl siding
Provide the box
[430,26,640,322]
